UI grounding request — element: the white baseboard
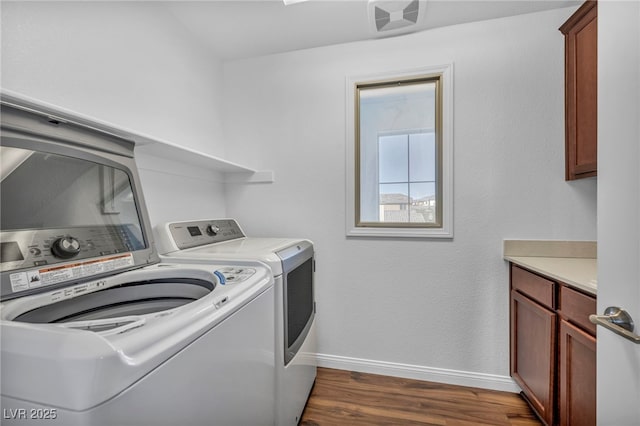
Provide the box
[314,353,521,393]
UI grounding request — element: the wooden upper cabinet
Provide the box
[560,1,598,180]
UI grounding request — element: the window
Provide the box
[346,65,453,238]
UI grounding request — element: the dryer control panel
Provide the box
[167,219,245,250]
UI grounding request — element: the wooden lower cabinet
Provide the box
[510,264,596,426]
[511,290,556,426]
[559,320,596,426]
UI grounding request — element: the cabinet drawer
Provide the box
[559,285,597,335]
[511,265,556,309]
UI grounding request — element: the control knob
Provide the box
[206,225,220,236]
[51,236,81,259]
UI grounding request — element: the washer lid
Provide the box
[165,238,305,274]
[1,103,159,301]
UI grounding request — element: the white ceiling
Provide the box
[163,0,579,61]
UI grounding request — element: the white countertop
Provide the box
[504,256,597,295]
[503,240,597,296]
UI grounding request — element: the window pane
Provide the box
[379,182,409,199]
[409,182,435,200]
[0,147,145,247]
[410,182,436,223]
[379,134,408,183]
[409,132,435,182]
[379,183,409,222]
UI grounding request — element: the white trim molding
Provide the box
[315,352,520,393]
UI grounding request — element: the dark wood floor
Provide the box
[300,368,542,426]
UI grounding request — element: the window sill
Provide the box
[346,226,453,239]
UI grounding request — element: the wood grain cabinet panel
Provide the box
[511,265,556,309]
[558,285,597,335]
[510,290,556,426]
[560,0,598,180]
[559,320,596,426]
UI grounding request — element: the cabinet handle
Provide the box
[589,307,640,344]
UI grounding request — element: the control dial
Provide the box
[51,236,81,259]
[206,225,220,236]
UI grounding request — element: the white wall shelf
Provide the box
[134,141,274,183]
[0,90,273,183]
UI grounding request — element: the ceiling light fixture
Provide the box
[283,0,309,5]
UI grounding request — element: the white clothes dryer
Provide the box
[156,219,317,426]
[0,101,276,426]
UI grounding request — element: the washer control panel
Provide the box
[0,225,145,273]
[168,219,245,250]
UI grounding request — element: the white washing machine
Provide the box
[156,219,317,426]
[0,102,276,426]
[1,262,275,426]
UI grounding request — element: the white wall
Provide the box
[1,1,228,229]
[222,7,597,389]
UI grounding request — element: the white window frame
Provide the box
[345,64,454,238]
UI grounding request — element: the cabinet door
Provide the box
[559,320,596,426]
[560,0,598,180]
[511,290,556,425]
